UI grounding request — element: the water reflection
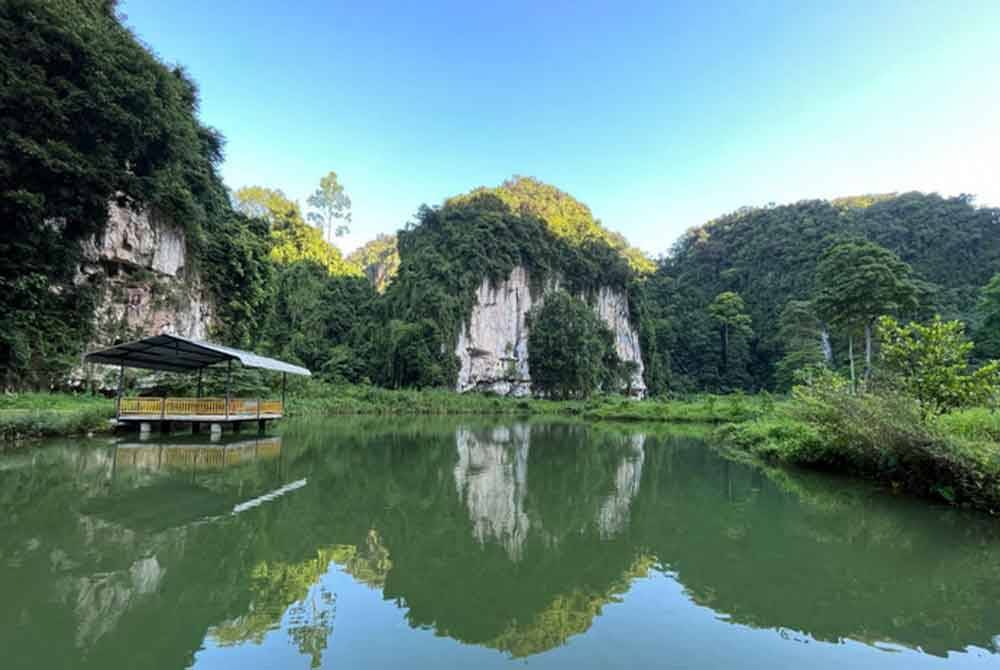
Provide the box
[2,421,1000,669]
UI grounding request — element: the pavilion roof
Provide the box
[83,334,311,376]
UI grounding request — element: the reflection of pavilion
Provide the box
[114,436,283,473]
[92,436,302,531]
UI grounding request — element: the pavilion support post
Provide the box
[197,368,203,399]
[116,364,125,419]
[281,372,287,414]
[225,359,232,420]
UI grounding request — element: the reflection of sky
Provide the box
[191,564,997,670]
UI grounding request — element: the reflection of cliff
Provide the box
[454,425,531,560]
[453,425,647,561]
[596,433,645,539]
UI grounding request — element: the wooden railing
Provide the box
[118,397,284,418]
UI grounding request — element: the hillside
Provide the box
[378,185,653,393]
[649,193,1000,391]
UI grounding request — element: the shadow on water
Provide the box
[1,418,999,668]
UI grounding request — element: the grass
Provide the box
[286,381,765,424]
[0,384,761,443]
[580,393,768,423]
[0,392,114,442]
[721,390,1000,513]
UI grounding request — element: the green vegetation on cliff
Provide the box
[0,0,273,384]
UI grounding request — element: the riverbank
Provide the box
[722,390,1000,514]
[286,381,766,422]
[0,385,760,443]
[0,393,114,442]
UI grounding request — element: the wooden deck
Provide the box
[117,397,283,422]
[116,398,284,436]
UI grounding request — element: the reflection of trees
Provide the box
[486,553,656,658]
[5,419,1000,667]
[330,530,392,588]
[630,444,1000,657]
[287,587,336,669]
[209,547,338,648]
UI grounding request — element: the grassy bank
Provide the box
[721,389,1000,513]
[0,384,758,443]
[0,393,114,442]
[285,381,764,423]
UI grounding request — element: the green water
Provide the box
[2,419,999,669]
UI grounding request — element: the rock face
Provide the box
[78,203,217,345]
[454,266,646,397]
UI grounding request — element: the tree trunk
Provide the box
[848,335,856,394]
[863,321,873,390]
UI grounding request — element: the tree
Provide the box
[0,0,239,387]
[233,186,360,277]
[527,291,620,399]
[651,193,1000,392]
[707,292,753,384]
[774,299,826,389]
[814,240,919,391]
[307,171,352,242]
[261,260,376,379]
[233,186,302,225]
[877,316,1000,413]
[974,272,1000,359]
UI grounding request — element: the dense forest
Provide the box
[651,194,1000,392]
[4,0,1000,400]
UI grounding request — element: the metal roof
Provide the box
[83,334,311,376]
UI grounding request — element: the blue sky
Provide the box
[121,1,1000,255]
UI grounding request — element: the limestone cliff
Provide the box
[454,266,646,396]
[78,203,217,346]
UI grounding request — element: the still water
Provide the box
[2,418,1000,669]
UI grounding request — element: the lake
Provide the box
[2,418,999,669]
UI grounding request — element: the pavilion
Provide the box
[84,334,311,436]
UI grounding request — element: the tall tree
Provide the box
[528,291,621,399]
[774,299,826,389]
[233,186,359,277]
[813,240,918,391]
[707,292,752,384]
[307,171,352,242]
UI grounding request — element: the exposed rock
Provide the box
[80,203,186,278]
[454,266,646,397]
[78,203,217,346]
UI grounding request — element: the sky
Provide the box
[120,1,1000,256]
